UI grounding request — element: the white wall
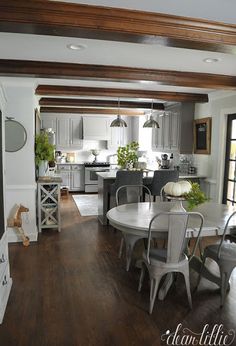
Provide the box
[194,91,236,202]
[0,78,38,242]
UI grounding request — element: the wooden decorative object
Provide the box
[7,204,30,246]
[193,117,212,154]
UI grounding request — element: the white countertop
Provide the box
[56,162,84,165]
[96,170,206,180]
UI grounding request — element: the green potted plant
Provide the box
[35,132,55,177]
[117,141,139,169]
[184,182,209,210]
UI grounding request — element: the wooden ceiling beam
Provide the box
[35,85,209,103]
[0,60,236,90]
[39,98,165,110]
[0,1,236,53]
[40,107,145,116]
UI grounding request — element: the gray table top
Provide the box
[107,201,236,238]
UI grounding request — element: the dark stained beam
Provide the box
[0,60,236,90]
[40,107,145,116]
[0,1,236,53]
[35,85,209,103]
[39,98,165,110]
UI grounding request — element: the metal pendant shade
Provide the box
[143,100,160,128]
[110,98,127,127]
[110,114,127,127]
[143,115,160,128]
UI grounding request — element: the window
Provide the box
[223,114,236,205]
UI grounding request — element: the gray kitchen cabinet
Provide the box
[41,115,57,144]
[57,118,70,147]
[40,115,83,149]
[152,103,194,154]
[57,164,84,191]
[152,114,164,151]
[107,116,131,149]
[57,116,83,149]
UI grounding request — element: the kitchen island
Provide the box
[97,170,206,225]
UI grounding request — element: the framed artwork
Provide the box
[193,117,212,154]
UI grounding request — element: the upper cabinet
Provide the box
[107,116,131,149]
[152,103,194,154]
[40,114,83,149]
[83,116,111,140]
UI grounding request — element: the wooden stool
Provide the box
[61,187,69,198]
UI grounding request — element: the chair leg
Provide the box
[118,237,124,258]
[138,264,145,292]
[183,270,192,309]
[219,267,233,307]
[149,276,161,314]
[196,253,206,290]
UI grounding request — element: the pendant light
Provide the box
[143,100,160,128]
[110,98,127,127]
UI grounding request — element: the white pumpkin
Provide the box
[178,180,192,194]
[163,180,192,197]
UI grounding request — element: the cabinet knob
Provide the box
[2,275,7,286]
[0,254,5,263]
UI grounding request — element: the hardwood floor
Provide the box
[0,194,236,346]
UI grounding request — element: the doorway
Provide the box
[223,114,236,205]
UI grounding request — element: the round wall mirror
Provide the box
[5,119,27,152]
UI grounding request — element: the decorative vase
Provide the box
[38,160,48,177]
[166,196,186,212]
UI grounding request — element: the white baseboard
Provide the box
[7,228,38,243]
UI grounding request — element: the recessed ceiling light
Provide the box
[203,58,220,63]
[67,43,87,51]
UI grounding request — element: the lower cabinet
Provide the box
[0,232,12,324]
[57,164,85,191]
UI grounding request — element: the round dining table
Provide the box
[107,201,236,299]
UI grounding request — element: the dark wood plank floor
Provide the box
[0,194,236,346]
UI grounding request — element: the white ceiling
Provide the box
[1,1,236,99]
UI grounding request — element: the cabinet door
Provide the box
[152,114,164,150]
[70,117,83,148]
[170,112,180,151]
[60,171,70,188]
[41,116,57,133]
[163,113,170,149]
[71,165,84,191]
[57,118,70,147]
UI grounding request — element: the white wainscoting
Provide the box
[6,184,38,243]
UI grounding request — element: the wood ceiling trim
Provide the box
[0,1,236,53]
[39,98,165,110]
[40,107,145,116]
[1,60,236,89]
[35,85,209,103]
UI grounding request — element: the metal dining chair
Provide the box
[138,211,204,314]
[116,184,151,271]
[197,210,236,306]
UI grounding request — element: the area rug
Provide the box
[72,194,98,216]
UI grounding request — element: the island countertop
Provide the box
[96,170,206,180]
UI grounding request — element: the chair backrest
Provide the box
[146,212,204,264]
[149,170,179,196]
[116,184,151,206]
[218,210,236,258]
[113,170,143,191]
